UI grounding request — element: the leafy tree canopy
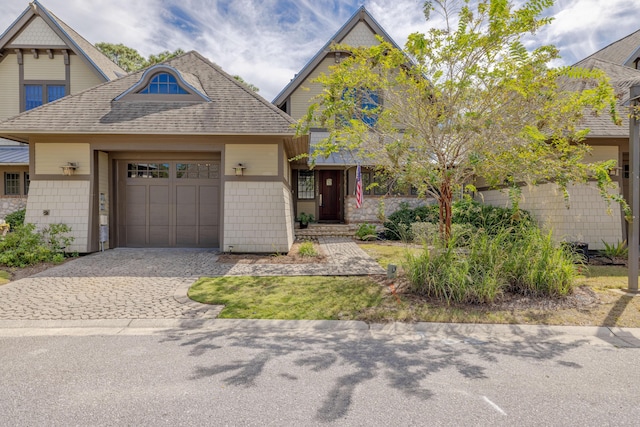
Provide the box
[298,0,623,240]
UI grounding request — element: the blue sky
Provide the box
[2,0,639,101]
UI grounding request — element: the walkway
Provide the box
[0,238,384,321]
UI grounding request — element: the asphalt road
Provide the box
[1,322,639,426]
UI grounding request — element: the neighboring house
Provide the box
[477,40,640,250]
[0,0,125,217]
[0,52,308,253]
[273,7,427,225]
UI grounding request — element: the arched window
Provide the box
[138,73,189,94]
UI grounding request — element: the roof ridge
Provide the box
[576,27,640,66]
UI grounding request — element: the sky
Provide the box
[1,0,639,101]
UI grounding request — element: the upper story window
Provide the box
[24,83,66,111]
[114,65,210,102]
[341,88,380,126]
[138,73,189,94]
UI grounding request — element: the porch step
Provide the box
[295,223,358,238]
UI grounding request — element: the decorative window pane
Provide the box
[47,85,66,103]
[127,163,169,178]
[298,170,315,199]
[176,163,219,179]
[24,172,30,195]
[4,173,20,195]
[362,172,371,195]
[25,85,43,110]
[139,73,189,94]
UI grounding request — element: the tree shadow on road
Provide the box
[159,323,588,423]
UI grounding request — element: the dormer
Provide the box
[114,64,210,102]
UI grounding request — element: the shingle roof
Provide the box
[572,58,640,138]
[0,51,299,137]
[0,1,125,81]
[579,29,640,67]
[0,145,29,165]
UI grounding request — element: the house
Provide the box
[477,35,640,250]
[0,0,125,218]
[273,7,427,226]
[0,52,308,253]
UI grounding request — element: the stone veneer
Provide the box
[0,197,27,219]
[223,181,294,253]
[478,182,624,250]
[24,180,90,253]
[345,195,429,223]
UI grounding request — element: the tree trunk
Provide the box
[439,177,453,244]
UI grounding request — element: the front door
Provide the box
[319,170,341,221]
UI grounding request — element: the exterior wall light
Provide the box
[61,162,78,176]
[233,163,246,176]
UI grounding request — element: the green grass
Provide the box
[188,276,383,319]
[358,243,419,269]
[0,270,10,285]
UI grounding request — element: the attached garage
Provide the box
[116,160,220,248]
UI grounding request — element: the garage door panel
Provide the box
[149,226,170,246]
[122,160,220,248]
[126,226,146,246]
[176,226,196,246]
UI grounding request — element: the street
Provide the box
[1,321,639,426]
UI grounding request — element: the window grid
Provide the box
[139,73,189,94]
[127,163,169,178]
[24,172,30,195]
[297,170,315,199]
[176,163,219,179]
[4,173,20,195]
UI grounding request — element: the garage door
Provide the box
[118,161,220,248]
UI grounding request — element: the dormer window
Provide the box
[138,73,189,94]
[114,65,210,102]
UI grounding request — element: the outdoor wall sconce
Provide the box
[233,163,246,176]
[61,162,78,176]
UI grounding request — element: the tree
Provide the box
[95,43,184,72]
[298,0,621,241]
[233,75,260,93]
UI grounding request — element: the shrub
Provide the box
[5,209,25,230]
[600,240,628,258]
[0,223,74,267]
[298,241,318,257]
[355,223,378,241]
[384,203,438,240]
[405,225,577,303]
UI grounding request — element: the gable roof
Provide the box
[572,58,640,138]
[272,6,402,107]
[0,51,302,139]
[578,28,640,68]
[0,0,125,81]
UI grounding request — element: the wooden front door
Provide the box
[319,170,341,221]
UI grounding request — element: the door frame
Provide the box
[318,169,342,222]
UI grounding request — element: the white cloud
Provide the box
[1,0,639,100]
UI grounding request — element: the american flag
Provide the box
[355,164,363,209]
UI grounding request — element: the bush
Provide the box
[5,209,25,230]
[298,241,318,257]
[405,225,577,303]
[355,223,378,241]
[0,223,74,267]
[385,199,532,242]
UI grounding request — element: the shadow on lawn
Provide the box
[160,323,587,423]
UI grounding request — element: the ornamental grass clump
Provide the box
[405,224,578,304]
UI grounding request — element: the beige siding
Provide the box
[289,57,337,121]
[12,16,65,45]
[35,143,90,175]
[69,55,104,94]
[0,55,20,121]
[283,150,291,183]
[584,146,618,163]
[223,181,294,252]
[23,54,66,80]
[478,182,624,250]
[225,144,278,176]
[98,151,110,250]
[341,21,380,46]
[25,180,91,253]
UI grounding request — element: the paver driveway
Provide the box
[0,238,385,321]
